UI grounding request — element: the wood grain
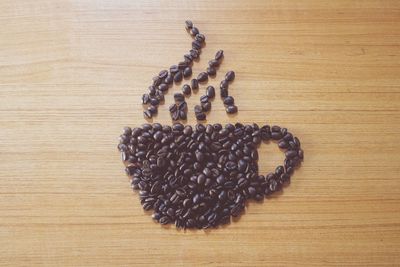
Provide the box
[1,0,400,266]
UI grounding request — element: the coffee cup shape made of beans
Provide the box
[118,122,303,229]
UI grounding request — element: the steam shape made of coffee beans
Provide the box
[120,21,304,229]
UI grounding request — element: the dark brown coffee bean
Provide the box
[171,110,179,121]
[152,76,162,86]
[206,86,215,98]
[191,79,199,90]
[223,96,234,105]
[201,102,211,112]
[271,131,282,140]
[184,54,193,63]
[174,93,185,102]
[200,95,209,104]
[194,105,203,114]
[190,49,199,59]
[207,67,216,76]
[220,79,229,90]
[173,71,183,82]
[190,26,199,36]
[208,59,220,68]
[225,71,235,82]
[215,50,224,61]
[196,112,206,120]
[195,33,205,43]
[285,150,298,159]
[143,110,152,119]
[142,94,150,104]
[192,40,202,50]
[169,104,177,113]
[181,84,191,95]
[158,70,168,79]
[170,65,179,74]
[164,74,173,85]
[220,88,228,97]
[226,105,238,114]
[197,72,208,82]
[148,105,157,115]
[183,67,192,77]
[185,20,193,30]
[179,110,187,120]
[150,98,159,106]
[158,83,168,92]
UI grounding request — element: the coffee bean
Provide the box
[226,105,238,114]
[208,59,220,68]
[220,79,229,90]
[171,110,179,121]
[206,86,215,98]
[148,105,157,115]
[200,95,209,104]
[170,65,179,74]
[184,54,193,62]
[152,76,162,86]
[142,94,150,104]
[143,110,152,119]
[178,61,188,70]
[195,33,205,43]
[158,70,168,79]
[185,20,193,30]
[201,101,211,112]
[169,104,177,113]
[158,83,168,92]
[194,105,203,114]
[196,112,206,120]
[190,49,199,59]
[215,50,224,61]
[197,72,208,82]
[220,88,228,98]
[150,98,159,106]
[207,67,216,76]
[191,79,199,90]
[173,71,183,82]
[182,84,191,95]
[225,71,235,82]
[164,74,173,85]
[183,67,192,77]
[174,93,185,102]
[192,40,202,50]
[190,27,199,36]
[223,96,234,105]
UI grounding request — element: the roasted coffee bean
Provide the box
[150,98,160,106]
[194,105,203,114]
[152,76,162,86]
[200,95,209,104]
[182,84,191,95]
[196,112,206,120]
[169,104,177,113]
[178,101,187,111]
[185,20,193,30]
[197,72,208,82]
[192,40,202,50]
[173,71,183,82]
[226,105,238,114]
[158,70,168,79]
[158,83,168,92]
[142,94,150,104]
[170,65,179,74]
[183,67,192,77]
[143,110,152,119]
[223,96,234,105]
[215,50,224,61]
[178,61,188,70]
[174,93,185,102]
[207,66,216,76]
[190,26,199,36]
[190,49,199,59]
[208,59,219,68]
[191,79,199,90]
[148,86,156,96]
[206,86,215,98]
[148,105,157,115]
[171,110,179,121]
[184,54,193,62]
[220,88,228,98]
[201,101,211,112]
[271,131,282,140]
[220,79,229,90]
[195,33,205,43]
[225,71,235,82]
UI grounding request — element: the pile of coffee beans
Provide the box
[118,123,303,229]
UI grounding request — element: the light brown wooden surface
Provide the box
[1,0,400,266]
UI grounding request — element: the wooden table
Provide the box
[1,0,399,266]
